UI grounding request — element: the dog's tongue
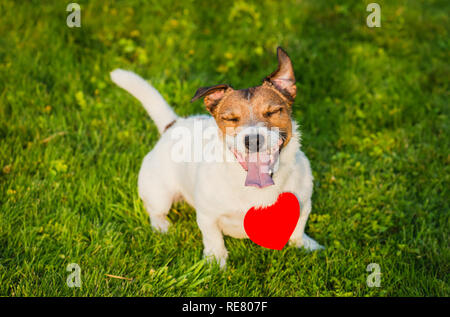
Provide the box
[245,152,274,188]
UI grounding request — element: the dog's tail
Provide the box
[110,69,178,133]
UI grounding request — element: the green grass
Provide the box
[0,0,448,296]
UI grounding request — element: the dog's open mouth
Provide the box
[231,139,283,188]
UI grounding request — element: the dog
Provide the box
[110,47,323,268]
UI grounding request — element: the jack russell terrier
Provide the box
[111,47,323,268]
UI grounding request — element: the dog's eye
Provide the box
[264,108,283,118]
[222,117,240,122]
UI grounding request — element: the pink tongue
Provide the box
[245,152,274,188]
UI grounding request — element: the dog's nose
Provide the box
[244,134,265,152]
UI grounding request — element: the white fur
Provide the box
[111,69,323,268]
[111,69,177,133]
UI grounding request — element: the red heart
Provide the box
[244,192,300,250]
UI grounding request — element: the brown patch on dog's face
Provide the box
[191,46,296,147]
[211,85,293,146]
[190,47,297,187]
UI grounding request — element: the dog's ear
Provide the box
[264,47,296,101]
[191,84,232,113]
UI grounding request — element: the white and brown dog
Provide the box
[111,47,323,268]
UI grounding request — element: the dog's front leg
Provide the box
[196,212,228,268]
[289,198,324,251]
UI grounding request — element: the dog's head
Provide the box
[191,47,297,188]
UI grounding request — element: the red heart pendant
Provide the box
[244,192,300,250]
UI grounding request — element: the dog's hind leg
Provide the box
[142,197,172,233]
[139,176,175,234]
[137,147,180,234]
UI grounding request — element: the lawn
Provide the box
[0,0,448,296]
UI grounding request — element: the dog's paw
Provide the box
[203,249,228,269]
[292,233,324,251]
[302,234,325,251]
[150,216,171,234]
